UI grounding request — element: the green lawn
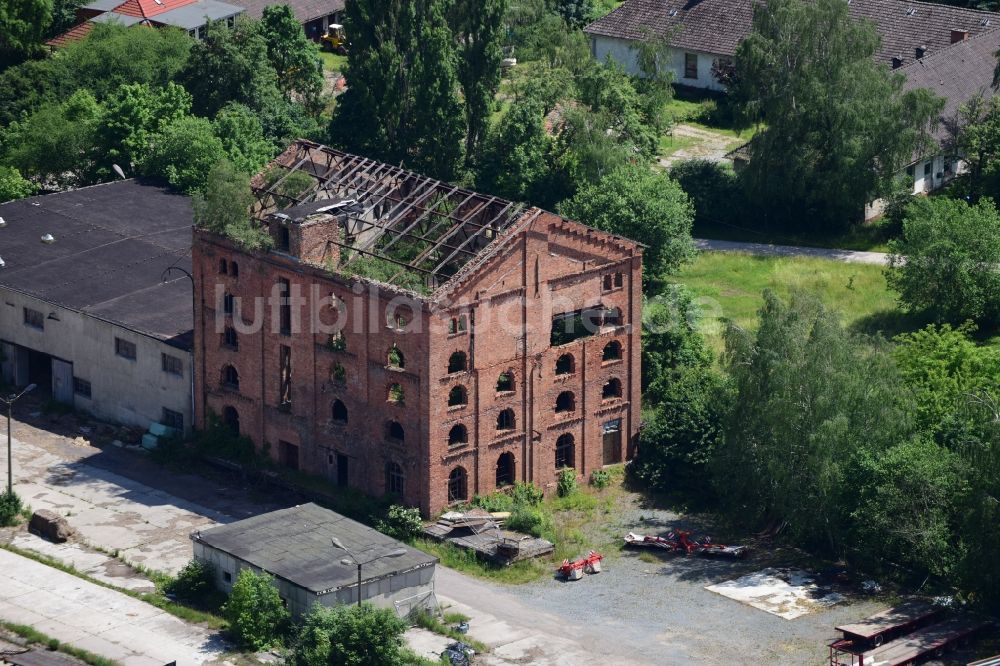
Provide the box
[319,51,348,74]
[664,251,914,356]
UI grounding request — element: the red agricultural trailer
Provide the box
[829,600,992,666]
[624,530,749,559]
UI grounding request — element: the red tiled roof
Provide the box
[113,0,198,19]
[46,20,95,47]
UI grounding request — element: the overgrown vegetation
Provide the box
[0,489,25,526]
[0,621,120,666]
[223,569,290,650]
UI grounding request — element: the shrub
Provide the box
[669,159,745,229]
[589,469,611,489]
[506,506,549,537]
[508,482,544,507]
[222,569,289,650]
[165,560,218,607]
[290,603,406,666]
[556,469,577,498]
[375,505,422,541]
[0,490,24,527]
[471,482,543,513]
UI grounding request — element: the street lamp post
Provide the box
[331,537,407,608]
[2,383,36,494]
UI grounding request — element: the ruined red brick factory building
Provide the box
[193,140,643,516]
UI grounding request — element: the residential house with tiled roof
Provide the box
[48,0,244,46]
[225,0,344,42]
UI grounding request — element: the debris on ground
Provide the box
[706,568,846,619]
[624,530,749,559]
[423,509,554,565]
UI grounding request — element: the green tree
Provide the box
[0,0,53,65]
[560,164,695,278]
[290,603,407,666]
[180,18,282,117]
[886,196,1000,325]
[3,88,102,187]
[715,291,912,551]
[451,0,507,164]
[260,5,323,109]
[142,116,227,193]
[955,95,1000,202]
[554,0,594,28]
[192,159,272,251]
[95,82,192,175]
[733,0,943,229]
[222,568,289,650]
[0,166,34,202]
[331,0,465,180]
[213,103,275,174]
[46,0,81,38]
[476,99,552,203]
[546,105,636,201]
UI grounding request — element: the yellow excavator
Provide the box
[321,24,348,55]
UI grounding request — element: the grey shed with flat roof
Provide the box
[191,503,437,617]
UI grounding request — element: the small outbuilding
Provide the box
[191,503,437,617]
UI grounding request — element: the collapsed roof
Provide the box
[251,140,531,294]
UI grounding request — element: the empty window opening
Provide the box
[602,274,613,291]
[223,292,234,315]
[279,440,299,470]
[556,434,575,469]
[331,399,348,423]
[386,462,404,495]
[331,362,346,383]
[448,351,467,374]
[222,406,240,434]
[386,420,405,442]
[222,364,239,390]
[603,307,622,327]
[278,278,291,335]
[555,353,575,376]
[387,304,413,330]
[327,332,346,351]
[219,258,228,274]
[602,419,623,465]
[496,371,514,393]
[387,382,405,404]
[279,345,292,410]
[449,315,468,334]
[223,327,239,350]
[277,226,290,251]
[496,408,516,431]
[448,467,468,503]
[73,377,92,399]
[555,391,575,413]
[614,272,623,288]
[448,385,468,407]
[449,424,468,447]
[602,378,622,400]
[496,452,515,488]
[603,340,622,361]
[23,307,44,330]
[387,346,405,369]
[230,262,239,278]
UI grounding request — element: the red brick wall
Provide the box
[193,209,642,517]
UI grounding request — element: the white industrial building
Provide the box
[0,180,195,433]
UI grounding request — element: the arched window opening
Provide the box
[496,371,514,393]
[230,262,239,278]
[223,292,234,315]
[385,462,404,496]
[387,346,405,369]
[496,408,516,431]
[448,467,468,503]
[496,452,515,487]
[222,406,240,435]
[222,365,239,390]
[448,385,468,407]
[331,399,348,423]
[223,327,239,350]
[331,363,346,383]
[555,353,574,376]
[555,391,575,413]
[603,307,622,327]
[386,421,404,443]
[555,434,575,469]
[448,351,467,374]
[602,378,622,400]
[602,274,612,291]
[603,340,622,361]
[219,258,228,274]
[448,424,468,447]
[388,382,405,404]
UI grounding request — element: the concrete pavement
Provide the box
[0,548,225,666]
[695,238,891,265]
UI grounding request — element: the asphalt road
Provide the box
[695,238,891,265]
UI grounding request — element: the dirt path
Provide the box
[658,124,745,168]
[695,238,891,265]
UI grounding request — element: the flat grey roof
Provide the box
[152,0,243,28]
[0,180,193,349]
[192,503,437,594]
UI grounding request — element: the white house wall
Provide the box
[590,34,726,91]
[0,288,192,432]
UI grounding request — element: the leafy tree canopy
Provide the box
[560,164,695,278]
[142,116,227,193]
[733,0,944,229]
[290,603,407,666]
[0,165,34,202]
[260,5,323,110]
[955,94,1000,202]
[193,159,272,251]
[222,569,289,651]
[213,102,276,174]
[0,0,53,65]
[887,196,1000,326]
[95,82,192,175]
